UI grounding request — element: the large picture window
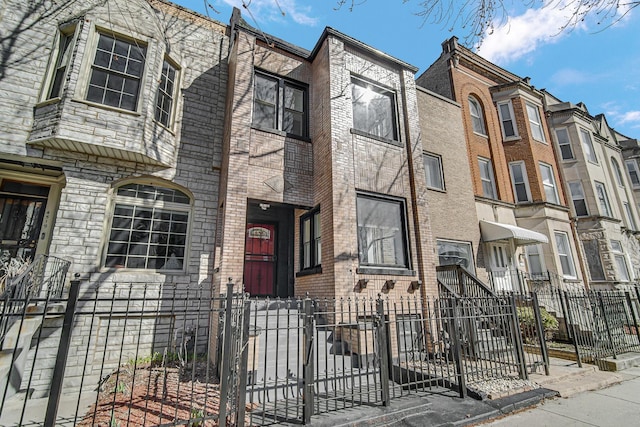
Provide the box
[105,182,191,270]
[356,194,408,269]
[300,208,321,270]
[87,33,146,111]
[253,71,307,137]
[351,77,398,141]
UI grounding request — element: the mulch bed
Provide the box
[77,361,229,426]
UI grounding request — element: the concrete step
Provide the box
[599,351,640,371]
[2,316,43,349]
[532,361,629,398]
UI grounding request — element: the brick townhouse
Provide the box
[216,9,438,300]
[417,37,585,292]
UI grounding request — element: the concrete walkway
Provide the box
[479,366,640,426]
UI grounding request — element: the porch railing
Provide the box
[436,265,496,298]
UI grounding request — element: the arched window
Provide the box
[105,181,191,271]
[611,157,625,187]
[468,96,486,135]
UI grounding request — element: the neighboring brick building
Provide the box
[418,37,584,291]
[544,94,640,289]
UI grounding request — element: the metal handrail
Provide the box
[1,254,71,300]
[436,265,496,298]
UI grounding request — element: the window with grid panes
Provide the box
[105,183,191,270]
[155,59,178,127]
[87,33,146,111]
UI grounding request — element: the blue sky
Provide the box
[175,0,640,139]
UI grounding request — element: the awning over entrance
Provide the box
[479,220,549,246]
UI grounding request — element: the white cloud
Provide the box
[477,1,585,65]
[222,0,318,26]
[549,68,592,86]
[618,111,640,125]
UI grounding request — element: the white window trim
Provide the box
[478,157,497,199]
[554,231,577,279]
[568,181,588,217]
[539,162,559,205]
[76,25,150,114]
[580,128,598,164]
[610,240,631,281]
[526,102,546,142]
[508,161,532,203]
[468,96,487,136]
[41,22,79,102]
[525,244,546,277]
[625,159,640,188]
[424,152,445,191]
[497,100,519,140]
[623,202,637,230]
[154,57,181,130]
[103,180,193,272]
[594,181,612,217]
[555,128,574,160]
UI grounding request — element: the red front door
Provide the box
[243,223,276,296]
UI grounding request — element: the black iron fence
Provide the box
[3,271,640,426]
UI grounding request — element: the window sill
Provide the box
[296,266,322,277]
[251,125,310,142]
[153,119,177,136]
[503,136,521,143]
[34,97,62,108]
[472,131,488,139]
[426,186,446,193]
[350,128,402,147]
[72,98,142,116]
[356,267,416,276]
[100,267,186,275]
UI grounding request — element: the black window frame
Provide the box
[299,206,321,274]
[252,70,308,139]
[351,76,399,143]
[356,192,412,274]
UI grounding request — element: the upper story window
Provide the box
[554,231,577,279]
[253,71,307,138]
[47,24,78,100]
[87,33,147,111]
[497,100,518,139]
[478,157,497,199]
[105,182,191,271]
[555,128,574,160]
[625,160,640,188]
[351,77,398,141]
[300,208,321,271]
[611,157,625,187]
[424,153,445,191]
[468,96,486,135]
[594,181,612,217]
[356,193,409,270]
[509,161,531,203]
[580,128,598,164]
[539,162,559,205]
[568,181,588,217]
[526,103,545,142]
[155,59,179,128]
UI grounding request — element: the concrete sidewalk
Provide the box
[308,355,637,427]
[479,366,640,426]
